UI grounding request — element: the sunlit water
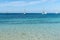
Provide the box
[0,13,60,40]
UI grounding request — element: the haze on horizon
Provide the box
[0,0,60,13]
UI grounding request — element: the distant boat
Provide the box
[42,11,47,14]
[24,12,26,14]
[56,12,58,14]
[41,8,47,14]
[24,9,26,14]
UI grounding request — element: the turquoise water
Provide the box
[0,13,60,40]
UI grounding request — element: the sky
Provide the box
[0,0,60,13]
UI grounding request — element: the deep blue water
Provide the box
[0,13,60,18]
[0,13,60,24]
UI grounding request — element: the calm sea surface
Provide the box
[0,13,60,40]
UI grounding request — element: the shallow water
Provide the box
[0,13,60,40]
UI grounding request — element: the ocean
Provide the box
[0,13,60,40]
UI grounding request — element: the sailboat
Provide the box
[42,11,47,14]
[24,12,26,14]
[41,8,47,14]
[24,9,26,14]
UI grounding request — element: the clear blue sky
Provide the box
[0,0,60,13]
